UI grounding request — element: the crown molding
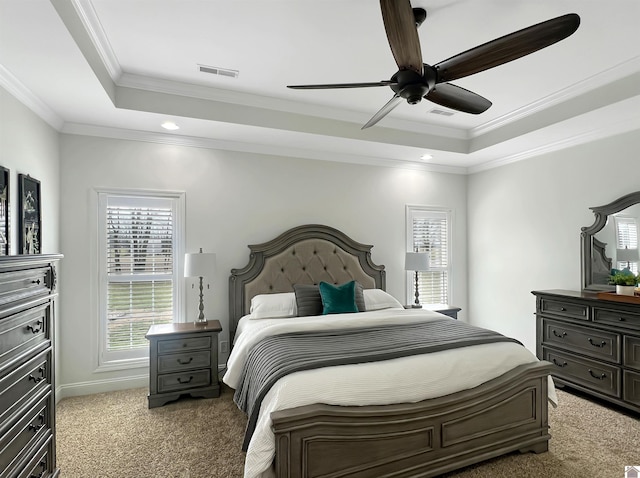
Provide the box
[471,55,640,138]
[61,123,467,175]
[0,64,63,130]
[72,0,122,80]
[468,111,640,174]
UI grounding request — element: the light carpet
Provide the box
[56,386,639,478]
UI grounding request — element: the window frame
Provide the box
[96,188,185,371]
[405,205,452,306]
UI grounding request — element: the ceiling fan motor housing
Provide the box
[391,67,436,104]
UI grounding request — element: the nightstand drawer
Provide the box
[157,369,211,393]
[157,336,211,355]
[539,297,589,321]
[158,351,211,374]
[544,348,620,397]
[542,319,619,362]
[623,370,640,406]
[594,307,640,331]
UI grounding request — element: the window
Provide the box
[97,190,184,368]
[406,206,451,305]
[615,215,638,274]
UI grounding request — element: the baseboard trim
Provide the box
[55,363,228,402]
[56,374,148,402]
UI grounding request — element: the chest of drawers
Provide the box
[0,255,62,478]
[533,289,640,413]
[146,320,222,408]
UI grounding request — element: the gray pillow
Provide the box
[294,281,365,316]
[293,284,323,317]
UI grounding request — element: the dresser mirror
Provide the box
[581,191,640,291]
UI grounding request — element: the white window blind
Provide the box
[615,216,638,274]
[407,207,451,305]
[98,191,184,367]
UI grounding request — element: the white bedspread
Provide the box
[223,308,556,478]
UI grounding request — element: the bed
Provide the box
[224,224,554,478]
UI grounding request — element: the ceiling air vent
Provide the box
[198,64,239,79]
[429,109,455,116]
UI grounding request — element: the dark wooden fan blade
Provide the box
[425,83,492,114]
[380,0,423,75]
[287,81,396,89]
[362,94,403,129]
[434,13,580,83]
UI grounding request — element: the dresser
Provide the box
[0,255,62,478]
[533,289,640,413]
[146,320,222,408]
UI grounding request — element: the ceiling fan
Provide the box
[287,1,580,129]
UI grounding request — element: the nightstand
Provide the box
[146,320,222,408]
[405,304,461,319]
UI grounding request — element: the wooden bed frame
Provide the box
[229,224,552,478]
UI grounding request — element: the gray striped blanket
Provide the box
[234,317,522,451]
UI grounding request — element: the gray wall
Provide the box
[467,129,640,352]
[58,133,468,396]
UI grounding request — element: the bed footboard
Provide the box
[271,361,552,478]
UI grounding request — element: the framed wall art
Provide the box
[18,174,41,254]
[0,166,8,255]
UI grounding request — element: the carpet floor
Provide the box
[56,386,639,478]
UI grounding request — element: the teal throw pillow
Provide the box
[319,280,358,315]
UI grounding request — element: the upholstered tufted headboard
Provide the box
[228,224,386,343]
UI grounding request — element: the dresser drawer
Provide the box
[0,267,53,310]
[158,350,211,374]
[0,395,51,477]
[623,370,640,406]
[0,304,50,372]
[594,307,640,331]
[539,297,589,321]
[157,336,211,355]
[542,319,619,362]
[624,335,640,370]
[544,348,620,397]
[157,369,211,393]
[15,434,52,478]
[0,350,50,430]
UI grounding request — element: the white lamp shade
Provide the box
[405,252,429,271]
[184,251,216,278]
[617,247,639,263]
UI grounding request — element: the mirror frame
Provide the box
[581,191,640,291]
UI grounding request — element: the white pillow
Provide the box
[363,289,404,311]
[249,292,297,319]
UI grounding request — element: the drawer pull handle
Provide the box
[619,317,626,321]
[26,320,43,333]
[552,330,567,338]
[32,279,41,285]
[587,338,606,348]
[30,461,47,478]
[559,307,567,311]
[552,358,568,367]
[177,357,193,365]
[28,413,46,432]
[177,376,193,384]
[588,369,606,380]
[29,367,46,383]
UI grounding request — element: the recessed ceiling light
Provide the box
[161,121,179,131]
[420,154,433,161]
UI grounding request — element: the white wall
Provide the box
[467,130,640,352]
[0,86,61,387]
[58,133,468,396]
[0,87,60,255]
